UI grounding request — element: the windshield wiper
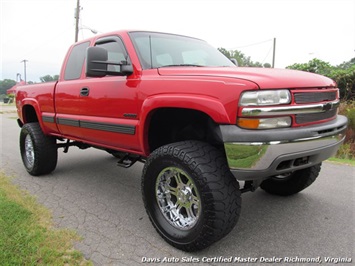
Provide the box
[160,64,205,67]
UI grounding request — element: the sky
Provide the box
[1,0,354,82]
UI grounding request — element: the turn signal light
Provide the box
[237,117,291,129]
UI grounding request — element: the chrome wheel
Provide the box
[155,167,201,230]
[24,134,35,168]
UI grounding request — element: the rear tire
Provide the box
[20,123,58,176]
[142,141,241,251]
[260,164,321,196]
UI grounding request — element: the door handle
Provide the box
[80,87,90,96]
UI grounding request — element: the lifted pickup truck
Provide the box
[16,30,347,251]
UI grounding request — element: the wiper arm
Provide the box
[160,64,204,67]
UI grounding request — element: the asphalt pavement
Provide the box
[0,108,354,265]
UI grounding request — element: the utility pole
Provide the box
[21,60,28,83]
[74,0,80,42]
[16,73,21,82]
[272,37,276,68]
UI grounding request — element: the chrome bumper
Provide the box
[221,115,348,181]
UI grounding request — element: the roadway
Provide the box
[0,109,353,265]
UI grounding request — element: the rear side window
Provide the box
[64,41,90,80]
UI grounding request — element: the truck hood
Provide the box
[157,67,336,89]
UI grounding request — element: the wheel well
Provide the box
[148,108,222,153]
[23,105,39,123]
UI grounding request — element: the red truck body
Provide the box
[15,30,347,251]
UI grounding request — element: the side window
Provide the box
[64,41,90,80]
[96,38,129,72]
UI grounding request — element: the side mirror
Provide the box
[230,58,238,66]
[86,46,133,77]
[86,47,108,77]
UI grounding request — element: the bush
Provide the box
[336,101,355,159]
[287,58,355,101]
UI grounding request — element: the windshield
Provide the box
[129,31,235,69]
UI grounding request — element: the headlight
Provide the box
[237,117,292,129]
[240,90,291,106]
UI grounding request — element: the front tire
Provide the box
[20,123,58,176]
[260,164,321,196]
[142,141,241,251]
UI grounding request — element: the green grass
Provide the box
[0,172,92,265]
[327,157,355,166]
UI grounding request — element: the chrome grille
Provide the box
[294,91,337,104]
[295,108,337,124]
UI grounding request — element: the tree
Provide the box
[337,58,355,70]
[287,58,355,100]
[0,79,16,95]
[218,48,271,67]
[40,75,59,83]
[286,58,333,75]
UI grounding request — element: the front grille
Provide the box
[295,108,337,124]
[294,91,337,104]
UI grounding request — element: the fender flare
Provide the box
[20,98,46,131]
[138,94,231,154]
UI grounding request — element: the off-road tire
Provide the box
[260,164,321,196]
[20,122,58,176]
[142,140,241,251]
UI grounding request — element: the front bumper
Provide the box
[221,115,348,181]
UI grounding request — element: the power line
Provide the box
[261,46,273,65]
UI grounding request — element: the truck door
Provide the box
[55,36,140,152]
[55,41,90,140]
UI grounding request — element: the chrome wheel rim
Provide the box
[24,134,35,168]
[155,167,201,230]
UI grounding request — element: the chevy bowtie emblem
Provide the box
[322,102,333,112]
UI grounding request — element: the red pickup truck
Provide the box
[16,30,347,251]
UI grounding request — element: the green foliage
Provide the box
[40,75,59,83]
[218,48,271,67]
[286,58,333,75]
[287,58,355,100]
[0,79,16,95]
[330,66,355,100]
[336,101,355,159]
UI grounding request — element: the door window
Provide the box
[64,41,90,80]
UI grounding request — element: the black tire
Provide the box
[141,141,241,251]
[260,164,321,196]
[20,122,58,176]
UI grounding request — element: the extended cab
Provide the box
[16,30,348,251]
